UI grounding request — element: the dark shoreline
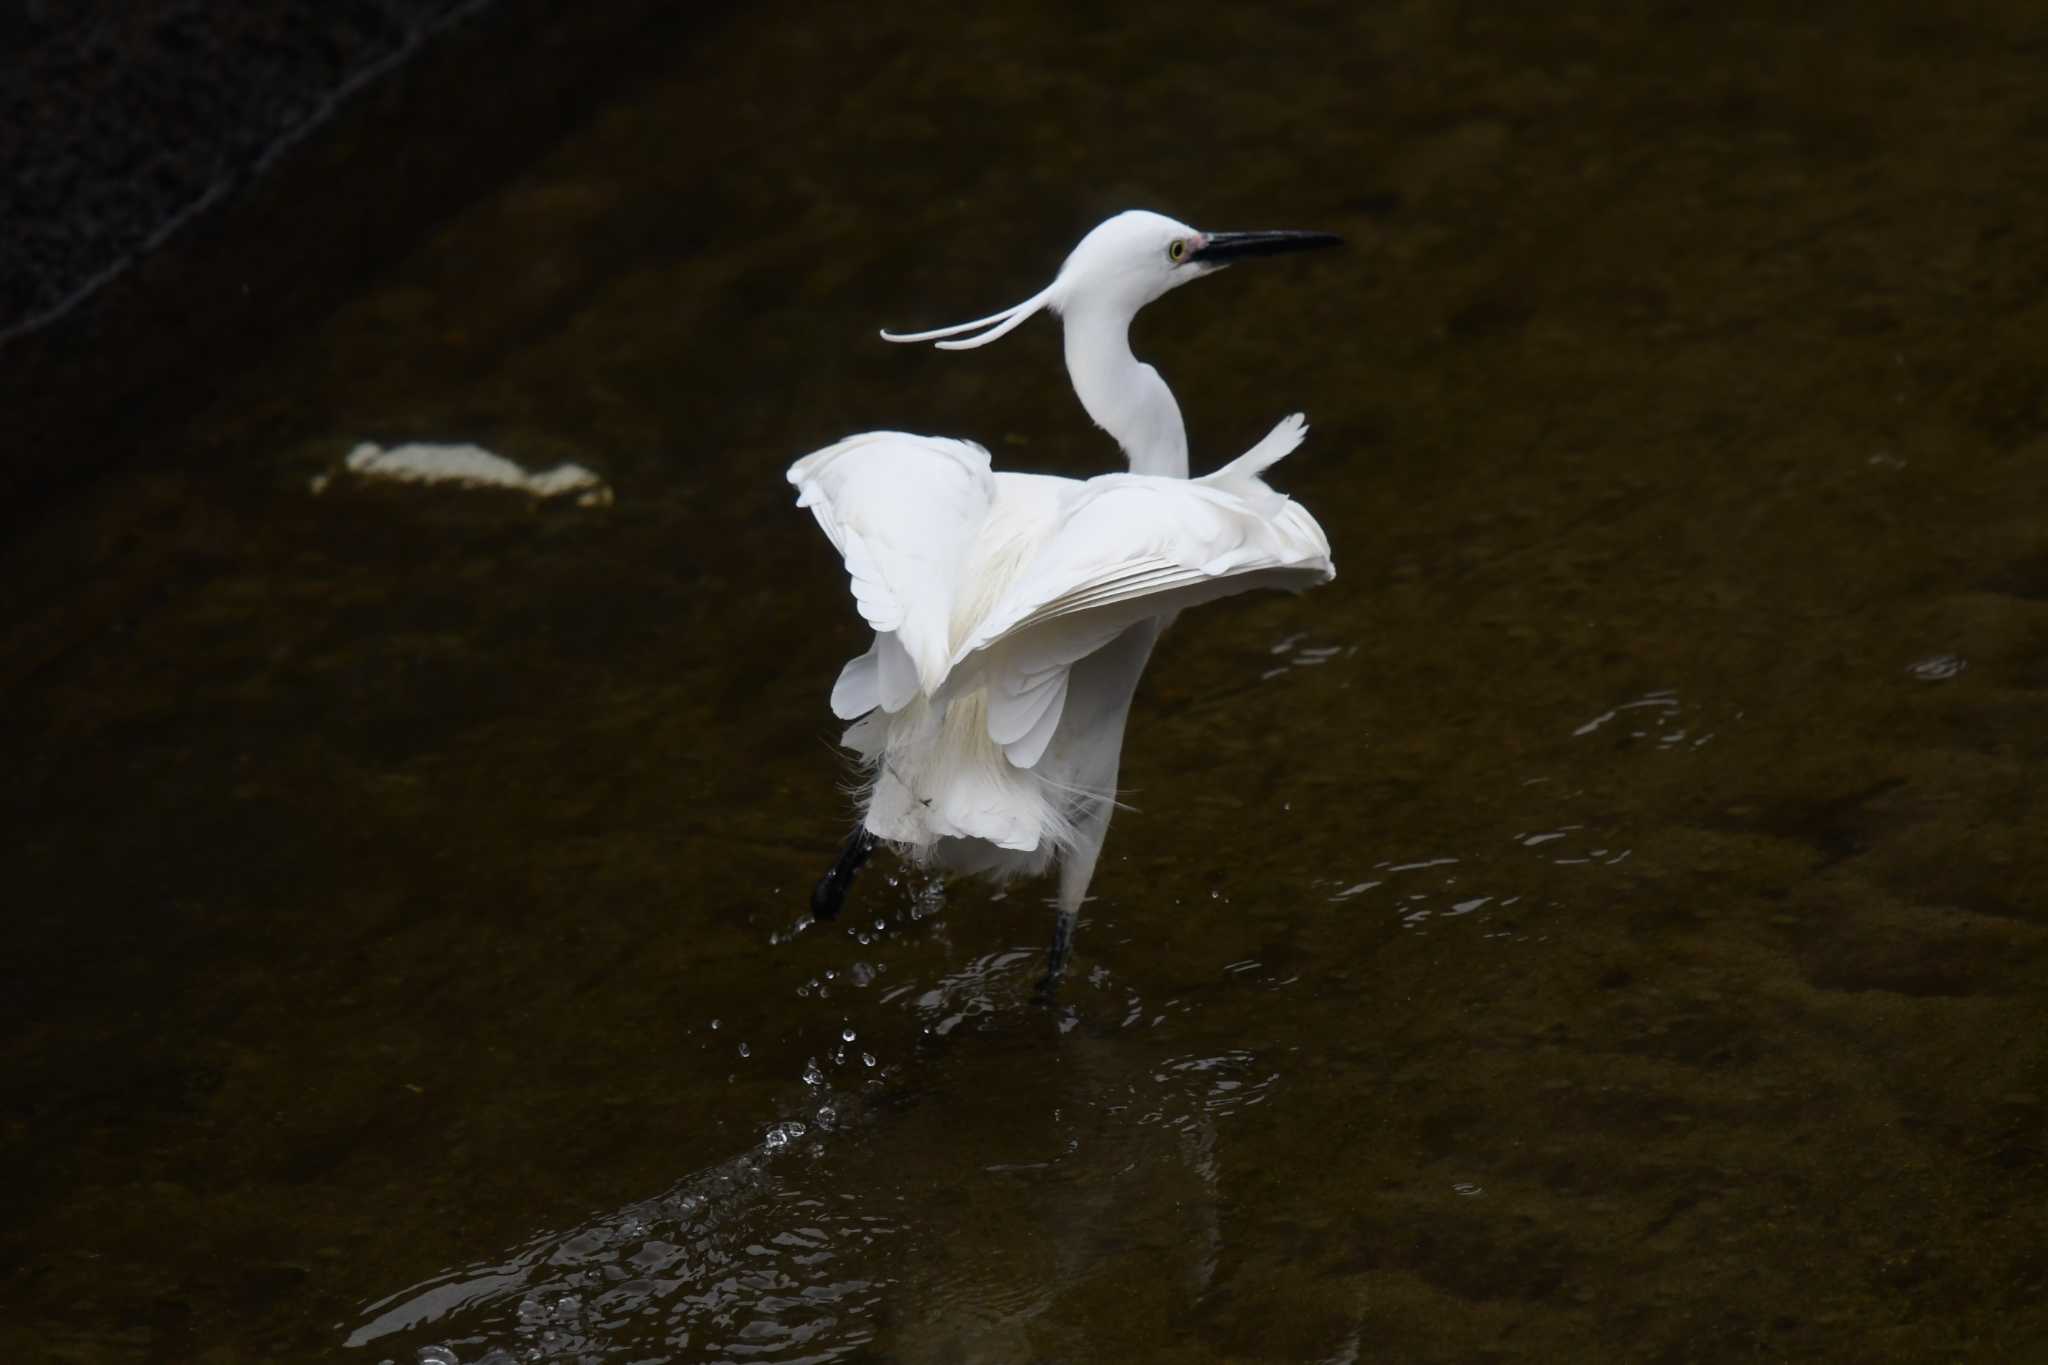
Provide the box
[2,0,719,530]
[2,0,493,346]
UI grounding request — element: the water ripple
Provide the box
[349,1133,893,1364]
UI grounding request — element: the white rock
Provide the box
[328,442,612,506]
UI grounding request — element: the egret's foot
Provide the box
[811,828,879,922]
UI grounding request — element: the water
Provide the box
[342,925,1288,1363]
[5,1,2047,1361]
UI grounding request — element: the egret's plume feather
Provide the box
[880,284,1055,350]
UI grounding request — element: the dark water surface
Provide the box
[6,2,2047,1361]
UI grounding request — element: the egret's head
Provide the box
[1051,210,1212,314]
[882,210,1340,351]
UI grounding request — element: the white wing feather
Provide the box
[788,432,998,697]
[794,414,1333,780]
[954,418,1332,672]
[953,414,1333,766]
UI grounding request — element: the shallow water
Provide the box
[5,1,2047,1361]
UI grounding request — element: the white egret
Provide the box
[788,210,1339,986]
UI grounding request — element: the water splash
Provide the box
[347,1112,886,1363]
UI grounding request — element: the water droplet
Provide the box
[802,1060,824,1087]
[849,961,876,987]
[764,1120,809,1151]
[816,1105,837,1128]
[862,1052,877,1067]
[709,1018,721,1030]
[418,1345,460,1365]
[841,1027,857,1042]
[1452,1182,1483,1197]
[737,1042,750,1058]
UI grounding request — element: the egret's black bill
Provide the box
[1191,229,1343,264]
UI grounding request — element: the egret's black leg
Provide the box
[811,828,879,922]
[1035,906,1080,998]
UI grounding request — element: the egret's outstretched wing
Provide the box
[788,432,998,702]
[962,416,1331,660]
[953,416,1334,766]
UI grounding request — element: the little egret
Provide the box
[788,210,1339,986]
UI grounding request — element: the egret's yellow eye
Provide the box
[1168,238,1187,263]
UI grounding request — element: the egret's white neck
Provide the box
[1061,304,1189,480]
